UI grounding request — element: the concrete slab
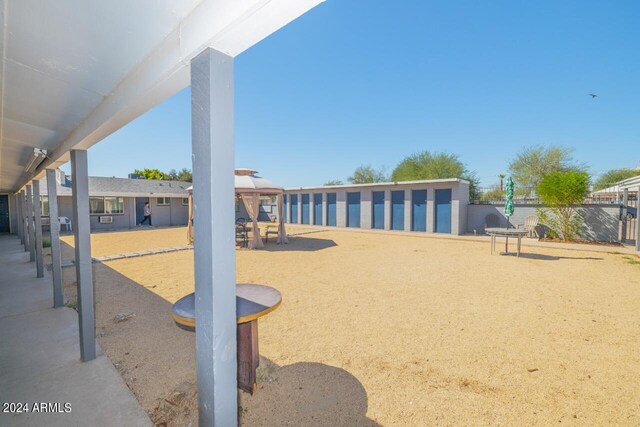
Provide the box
[0,235,152,427]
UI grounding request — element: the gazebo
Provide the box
[187,169,288,248]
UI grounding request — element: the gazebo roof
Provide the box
[187,169,283,195]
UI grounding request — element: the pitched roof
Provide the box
[40,175,191,198]
[592,175,640,194]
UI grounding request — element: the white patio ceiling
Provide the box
[0,0,323,193]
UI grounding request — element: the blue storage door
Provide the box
[391,190,404,230]
[372,191,385,229]
[313,194,323,225]
[347,192,361,228]
[412,190,427,232]
[290,194,298,224]
[326,193,337,226]
[435,189,452,233]
[301,194,310,224]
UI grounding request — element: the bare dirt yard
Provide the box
[58,226,640,426]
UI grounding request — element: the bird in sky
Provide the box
[589,93,598,98]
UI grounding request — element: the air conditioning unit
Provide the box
[99,216,113,224]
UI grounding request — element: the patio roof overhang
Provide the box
[0,0,323,193]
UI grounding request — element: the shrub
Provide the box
[536,170,590,241]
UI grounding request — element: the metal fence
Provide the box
[471,186,537,204]
[473,186,638,242]
[473,186,638,206]
[622,199,637,242]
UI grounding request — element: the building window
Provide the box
[41,196,49,216]
[182,198,189,206]
[89,197,124,214]
[157,197,170,206]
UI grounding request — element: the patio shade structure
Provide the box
[0,1,323,425]
[187,169,288,248]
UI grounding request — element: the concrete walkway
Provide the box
[0,234,152,427]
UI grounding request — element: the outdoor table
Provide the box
[485,227,529,257]
[171,284,282,394]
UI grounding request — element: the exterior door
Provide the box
[372,191,385,229]
[391,190,404,231]
[136,197,149,225]
[347,192,361,228]
[435,189,452,233]
[0,195,9,233]
[290,195,298,224]
[301,194,310,224]
[313,194,323,225]
[412,190,427,232]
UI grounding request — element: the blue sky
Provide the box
[64,0,640,187]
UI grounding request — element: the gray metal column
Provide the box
[32,180,44,278]
[16,193,23,243]
[191,47,237,426]
[636,186,640,252]
[26,185,36,261]
[20,190,28,252]
[297,194,302,224]
[47,169,64,307]
[71,150,96,362]
[621,188,628,242]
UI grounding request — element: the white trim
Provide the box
[156,196,171,206]
[285,178,469,192]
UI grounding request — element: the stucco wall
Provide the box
[285,181,467,235]
[52,196,189,231]
[467,203,621,242]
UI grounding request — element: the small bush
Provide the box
[536,170,590,241]
[42,238,51,248]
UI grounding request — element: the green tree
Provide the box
[593,168,639,191]
[133,168,166,180]
[324,180,344,186]
[508,145,580,190]
[348,165,387,184]
[536,170,591,241]
[176,168,193,182]
[165,169,179,180]
[391,150,480,200]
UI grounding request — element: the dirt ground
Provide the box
[58,226,640,426]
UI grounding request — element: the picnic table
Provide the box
[172,284,282,394]
[485,227,529,257]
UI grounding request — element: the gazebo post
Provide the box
[277,193,288,244]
